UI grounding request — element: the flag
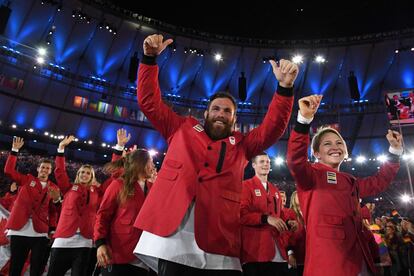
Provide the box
[98,101,113,114]
[89,101,98,111]
[122,108,129,118]
[114,105,123,117]
[73,96,88,109]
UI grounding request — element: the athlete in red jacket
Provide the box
[133,34,298,276]
[4,137,59,276]
[94,149,154,275]
[240,152,297,276]
[287,95,402,276]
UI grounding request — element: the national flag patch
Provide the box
[193,124,204,132]
[327,171,337,184]
[254,189,262,196]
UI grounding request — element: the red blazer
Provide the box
[240,176,294,263]
[4,153,59,233]
[134,62,293,257]
[53,155,101,239]
[288,216,306,265]
[94,179,152,264]
[287,128,400,276]
[0,191,17,211]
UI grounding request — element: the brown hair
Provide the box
[104,149,151,204]
[311,126,348,159]
[207,91,237,111]
[74,164,96,186]
[251,152,268,163]
[38,158,53,167]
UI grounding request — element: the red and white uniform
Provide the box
[94,179,152,264]
[287,127,400,276]
[134,60,293,258]
[4,152,59,234]
[52,154,101,240]
[240,176,295,263]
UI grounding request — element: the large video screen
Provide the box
[385,90,414,126]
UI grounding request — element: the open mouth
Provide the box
[329,152,342,157]
[213,121,226,127]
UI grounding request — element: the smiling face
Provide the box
[252,154,271,177]
[37,162,52,181]
[313,132,347,170]
[204,97,236,140]
[75,166,95,185]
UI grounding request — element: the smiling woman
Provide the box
[287,95,404,276]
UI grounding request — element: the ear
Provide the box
[204,110,208,120]
[313,152,321,160]
[252,161,256,169]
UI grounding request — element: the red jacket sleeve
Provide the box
[243,88,293,160]
[137,63,186,141]
[0,192,16,211]
[94,180,121,243]
[287,128,317,191]
[4,153,28,185]
[240,182,265,225]
[357,159,400,198]
[54,155,72,195]
[281,207,297,222]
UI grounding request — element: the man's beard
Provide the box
[204,115,234,141]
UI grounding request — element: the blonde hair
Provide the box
[290,191,304,224]
[311,126,348,159]
[74,164,95,186]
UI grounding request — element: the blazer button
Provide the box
[204,162,209,167]
[353,211,357,216]
[198,177,203,182]
[207,146,212,150]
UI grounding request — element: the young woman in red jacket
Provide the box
[94,148,154,276]
[47,129,128,276]
[287,95,403,276]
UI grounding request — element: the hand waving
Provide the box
[12,137,24,150]
[59,135,76,150]
[116,128,131,147]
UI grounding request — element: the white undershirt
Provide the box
[52,228,93,248]
[134,202,241,272]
